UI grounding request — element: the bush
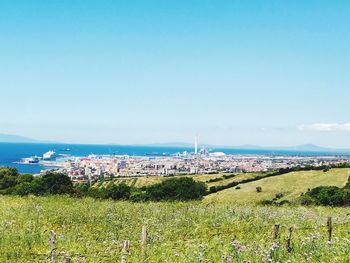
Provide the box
[31,173,74,195]
[0,167,19,190]
[144,177,207,201]
[278,200,291,206]
[300,194,316,206]
[275,193,284,199]
[256,186,262,193]
[16,174,34,184]
[209,186,217,193]
[344,176,350,189]
[105,183,132,200]
[303,186,349,206]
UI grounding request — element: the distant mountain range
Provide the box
[147,142,350,153]
[1,134,350,153]
[0,134,39,143]
[0,134,56,144]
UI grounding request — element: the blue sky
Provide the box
[1,0,350,147]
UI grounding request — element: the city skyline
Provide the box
[1,1,350,147]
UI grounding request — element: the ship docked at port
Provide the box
[17,150,57,164]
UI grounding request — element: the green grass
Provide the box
[205,168,350,204]
[206,172,266,187]
[2,169,350,262]
[92,172,260,189]
[1,196,350,262]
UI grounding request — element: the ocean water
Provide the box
[0,142,341,174]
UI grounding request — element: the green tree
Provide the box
[106,183,132,200]
[145,177,207,201]
[0,167,19,190]
[305,186,349,206]
[31,173,73,195]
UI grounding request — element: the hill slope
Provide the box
[0,133,38,143]
[205,168,350,204]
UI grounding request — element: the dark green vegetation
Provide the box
[76,177,207,201]
[301,179,350,206]
[0,167,73,196]
[0,167,207,201]
[1,165,350,206]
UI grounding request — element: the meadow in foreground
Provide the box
[1,195,350,262]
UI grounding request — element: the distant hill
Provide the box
[268,144,333,152]
[0,134,59,144]
[0,134,39,143]
[145,142,350,153]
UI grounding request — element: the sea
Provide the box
[0,142,346,174]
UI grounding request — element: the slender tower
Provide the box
[194,134,198,155]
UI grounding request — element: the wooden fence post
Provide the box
[327,217,332,243]
[141,226,147,263]
[121,240,130,263]
[63,256,71,263]
[49,230,57,261]
[286,227,293,253]
[273,224,280,241]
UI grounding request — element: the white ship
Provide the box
[43,150,56,160]
[21,156,41,164]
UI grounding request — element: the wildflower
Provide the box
[231,240,246,252]
[343,238,350,243]
[312,233,320,240]
[270,242,280,250]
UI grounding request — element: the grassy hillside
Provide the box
[1,196,350,262]
[92,172,261,189]
[205,168,350,204]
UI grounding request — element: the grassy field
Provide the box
[92,172,261,189]
[2,169,350,262]
[205,168,350,204]
[1,195,350,262]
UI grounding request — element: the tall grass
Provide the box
[1,196,350,262]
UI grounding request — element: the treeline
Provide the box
[0,167,73,196]
[300,177,350,207]
[208,163,350,194]
[76,177,207,201]
[0,167,207,201]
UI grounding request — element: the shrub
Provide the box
[278,200,291,206]
[31,173,74,195]
[209,186,217,193]
[275,193,284,199]
[16,174,34,184]
[0,167,19,190]
[300,194,316,206]
[304,186,349,206]
[344,176,350,189]
[105,183,132,200]
[129,189,146,202]
[144,177,207,201]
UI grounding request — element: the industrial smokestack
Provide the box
[195,134,198,155]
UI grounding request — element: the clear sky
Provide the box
[1,0,350,147]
